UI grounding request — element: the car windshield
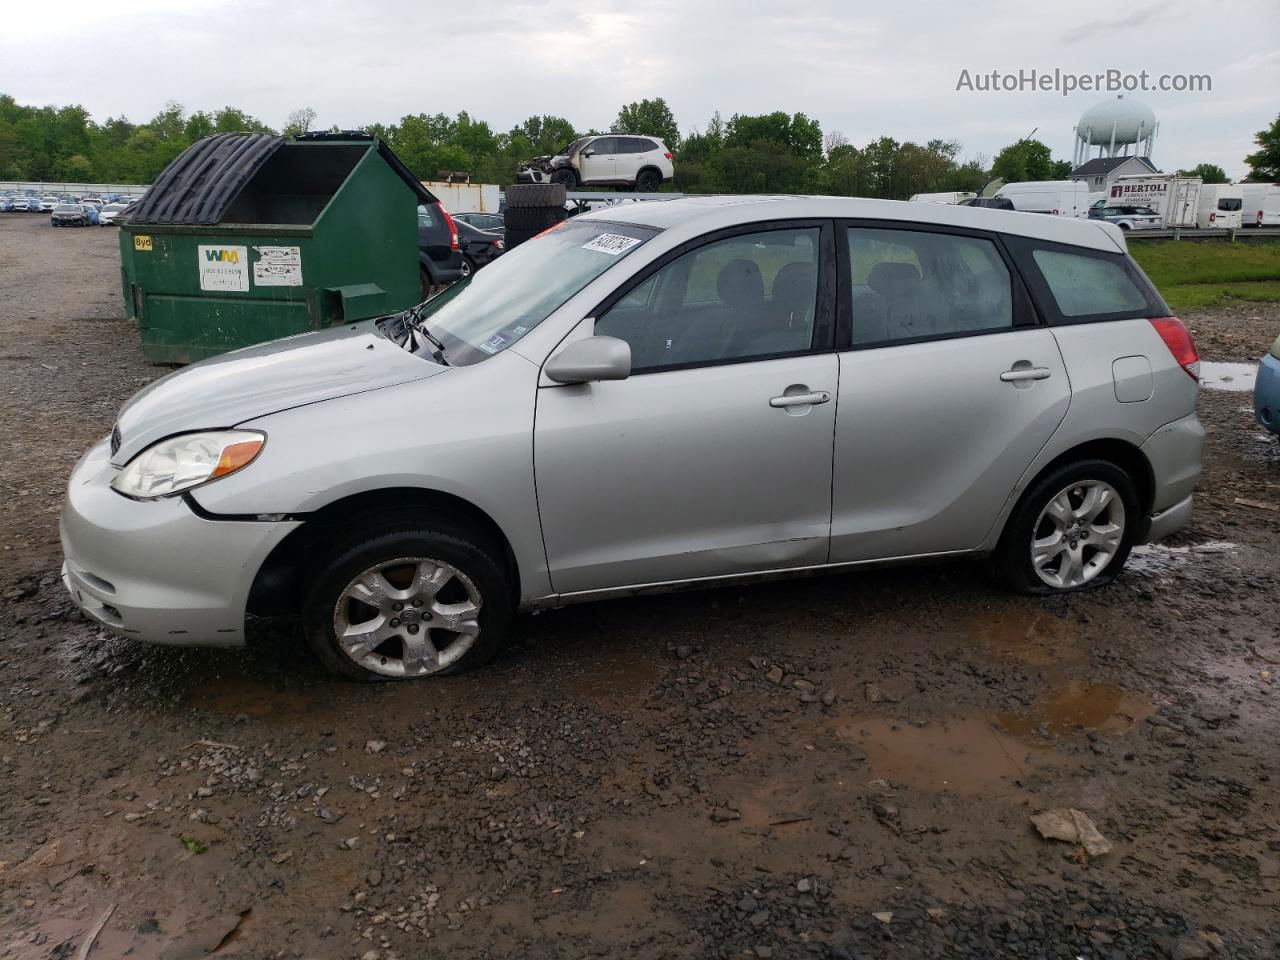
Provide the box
[103,204,125,212]
[560,137,591,157]
[408,219,656,366]
[53,205,80,212]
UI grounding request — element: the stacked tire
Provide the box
[504,184,568,249]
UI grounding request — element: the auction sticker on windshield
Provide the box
[582,234,642,256]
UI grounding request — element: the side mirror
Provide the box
[545,335,631,384]
[582,149,595,157]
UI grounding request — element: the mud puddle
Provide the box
[1200,361,1258,392]
[970,609,1087,667]
[836,715,1068,794]
[997,682,1154,738]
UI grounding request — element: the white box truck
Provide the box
[1195,183,1244,229]
[1241,183,1280,227]
[1106,175,1200,228]
[907,191,976,205]
[994,181,1091,217]
[423,181,501,214]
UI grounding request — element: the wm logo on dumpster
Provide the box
[204,248,241,263]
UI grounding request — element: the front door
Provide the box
[577,137,617,184]
[829,223,1070,562]
[535,223,839,595]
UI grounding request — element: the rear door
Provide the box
[829,222,1070,562]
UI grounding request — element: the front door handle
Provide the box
[769,391,831,408]
[1000,366,1052,383]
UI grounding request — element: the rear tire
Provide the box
[301,517,514,681]
[990,459,1139,595]
[635,169,661,193]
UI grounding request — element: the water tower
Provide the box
[1072,95,1158,166]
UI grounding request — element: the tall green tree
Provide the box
[1244,114,1280,180]
[990,138,1056,182]
[612,98,679,150]
[1180,163,1228,183]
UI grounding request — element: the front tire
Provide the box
[991,459,1139,595]
[302,520,514,681]
[549,169,576,189]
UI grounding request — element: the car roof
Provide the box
[581,195,1126,253]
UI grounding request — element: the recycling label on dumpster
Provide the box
[252,245,303,287]
[198,245,249,292]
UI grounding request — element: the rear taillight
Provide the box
[493,239,505,251]
[437,203,460,250]
[1149,316,1200,382]
[663,151,673,160]
[1208,212,1216,223]
[1259,210,1265,225]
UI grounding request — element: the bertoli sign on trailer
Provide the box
[1106,175,1202,227]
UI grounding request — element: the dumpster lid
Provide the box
[126,131,438,226]
[125,133,286,226]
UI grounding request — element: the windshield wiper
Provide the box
[404,304,450,366]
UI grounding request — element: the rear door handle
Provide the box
[1000,367,1051,382]
[769,391,831,408]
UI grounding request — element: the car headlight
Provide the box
[111,430,265,500]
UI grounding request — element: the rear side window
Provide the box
[1032,249,1147,317]
[416,204,435,227]
[846,227,1013,345]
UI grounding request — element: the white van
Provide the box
[1195,184,1243,229]
[907,191,976,205]
[1241,183,1280,227]
[995,181,1091,218]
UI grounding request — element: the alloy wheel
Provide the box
[1030,480,1127,589]
[333,557,482,678]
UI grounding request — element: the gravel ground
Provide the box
[1,217,1278,960]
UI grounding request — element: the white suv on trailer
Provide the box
[517,134,674,193]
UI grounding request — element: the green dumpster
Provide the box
[119,131,433,363]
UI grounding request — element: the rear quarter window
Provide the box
[1016,240,1167,323]
[1032,250,1146,316]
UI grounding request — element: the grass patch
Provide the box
[180,835,208,855]
[1130,241,1280,310]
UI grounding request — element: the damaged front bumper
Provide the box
[516,155,571,185]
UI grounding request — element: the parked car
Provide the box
[453,212,505,233]
[518,134,674,193]
[416,202,464,293]
[10,196,38,212]
[39,196,60,212]
[0,196,13,212]
[959,197,1016,211]
[81,197,106,208]
[1094,205,1163,231]
[50,203,91,227]
[455,219,504,276]
[98,202,128,225]
[61,197,1203,681]
[1256,331,1280,434]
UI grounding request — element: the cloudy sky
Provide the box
[5,0,1278,177]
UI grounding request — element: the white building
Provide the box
[1069,155,1160,194]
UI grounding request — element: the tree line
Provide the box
[1,94,1275,196]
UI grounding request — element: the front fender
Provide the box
[189,350,551,600]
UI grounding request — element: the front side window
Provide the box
[412,220,655,366]
[847,228,1013,345]
[1031,248,1148,317]
[595,227,821,372]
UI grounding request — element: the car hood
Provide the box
[111,320,447,464]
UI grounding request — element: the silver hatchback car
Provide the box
[62,197,1204,680]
